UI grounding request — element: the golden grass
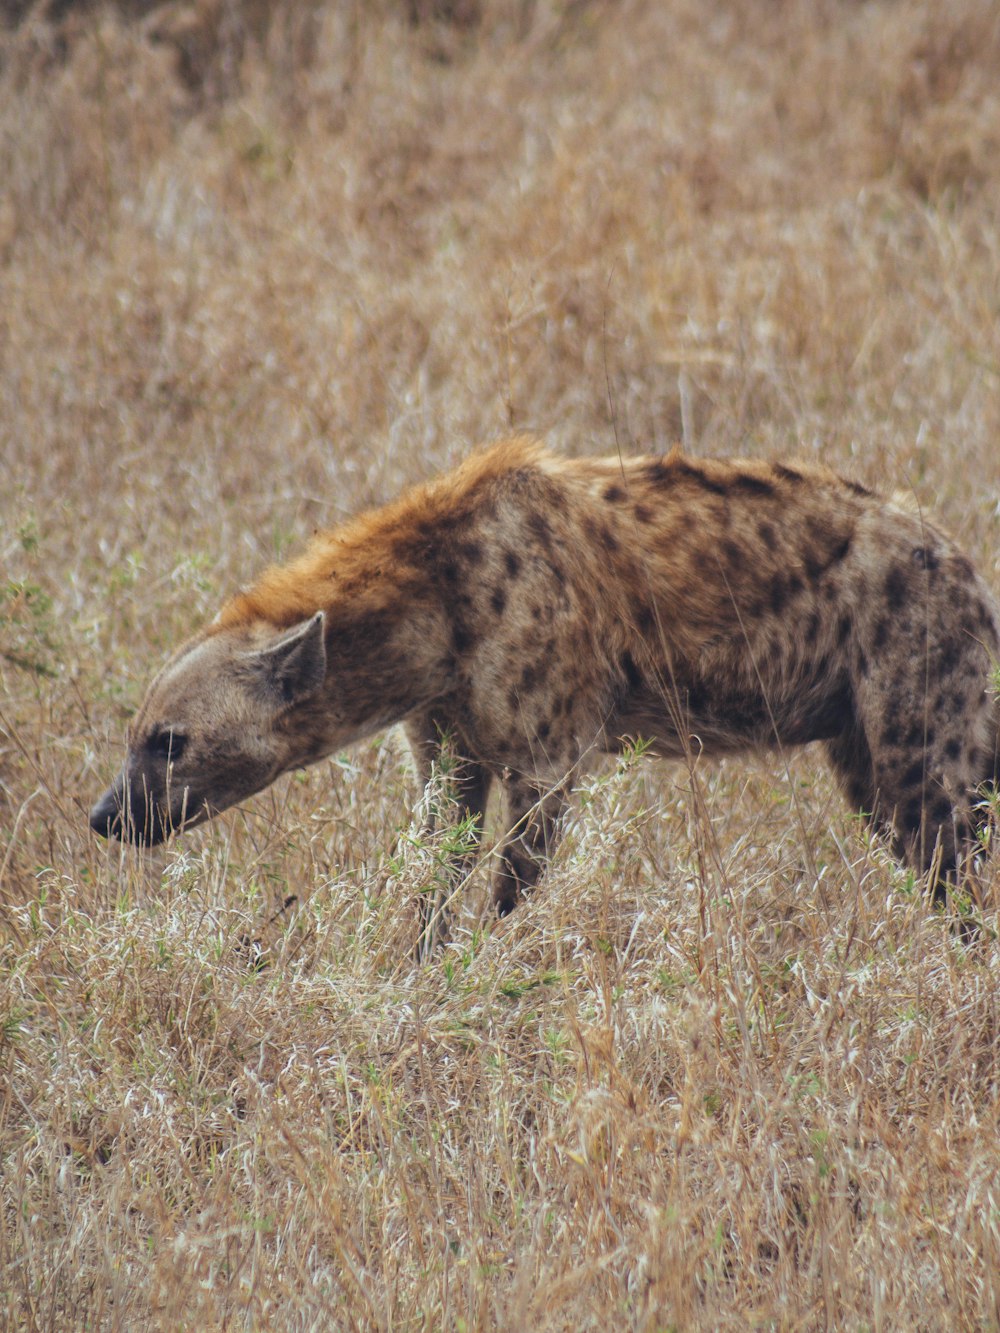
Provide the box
[3,1,1000,1327]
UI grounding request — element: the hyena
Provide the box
[90,437,1000,940]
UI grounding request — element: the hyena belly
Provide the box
[608,654,855,759]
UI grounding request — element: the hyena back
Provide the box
[90,437,1000,934]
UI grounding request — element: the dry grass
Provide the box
[3,1,1000,1327]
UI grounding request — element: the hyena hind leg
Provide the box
[492,777,569,917]
[404,718,492,957]
[835,692,993,910]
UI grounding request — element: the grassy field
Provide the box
[3,1,1000,1327]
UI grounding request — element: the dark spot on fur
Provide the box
[634,504,654,524]
[732,473,776,497]
[902,758,925,788]
[720,538,743,568]
[537,720,551,742]
[775,463,803,483]
[491,586,507,615]
[685,682,706,715]
[527,512,552,550]
[758,522,777,550]
[445,592,477,652]
[830,534,851,565]
[931,796,953,824]
[769,575,788,615]
[837,614,851,644]
[884,566,909,612]
[873,618,890,651]
[902,795,924,830]
[905,720,926,748]
[504,550,521,578]
[505,467,537,493]
[764,640,784,675]
[803,549,825,582]
[440,561,459,586]
[603,484,625,503]
[844,478,872,497]
[583,515,619,554]
[455,540,483,566]
[882,715,902,748]
[944,737,962,761]
[344,610,394,656]
[621,652,643,691]
[520,659,546,693]
[392,532,431,567]
[477,493,499,524]
[538,477,569,514]
[451,621,476,655]
[912,546,939,571]
[953,555,976,581]
[672,459,729,496]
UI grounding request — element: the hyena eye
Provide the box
[149,729,187,762]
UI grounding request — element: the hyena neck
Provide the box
[216,545,454,759]
[212,444,550,756]
[319,591,452,740]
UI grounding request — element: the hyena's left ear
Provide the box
[252,611,327,706]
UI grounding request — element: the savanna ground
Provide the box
[2,1,1000,1327]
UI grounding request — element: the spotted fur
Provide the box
[91,437,1000,938]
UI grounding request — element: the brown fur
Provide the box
[91,437,1000,940]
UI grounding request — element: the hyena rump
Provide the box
[91,437,1000,936]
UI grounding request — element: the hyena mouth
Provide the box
[88,786,174,846]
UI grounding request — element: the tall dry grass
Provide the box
[2,1,1000,1327]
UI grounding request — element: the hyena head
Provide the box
[89,612,327,846]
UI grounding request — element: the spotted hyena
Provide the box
[91,437,1000,939]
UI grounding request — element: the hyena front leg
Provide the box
[825,717,877,829]
[492,775,569,917]
[404,716,492,955]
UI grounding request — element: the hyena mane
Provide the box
[91,436,1000,945]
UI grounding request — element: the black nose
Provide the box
[89,783,173,846]
[89,788,124,840]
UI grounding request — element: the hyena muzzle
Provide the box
[90,438,1000,942]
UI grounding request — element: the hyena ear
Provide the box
[253,611,327,706]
